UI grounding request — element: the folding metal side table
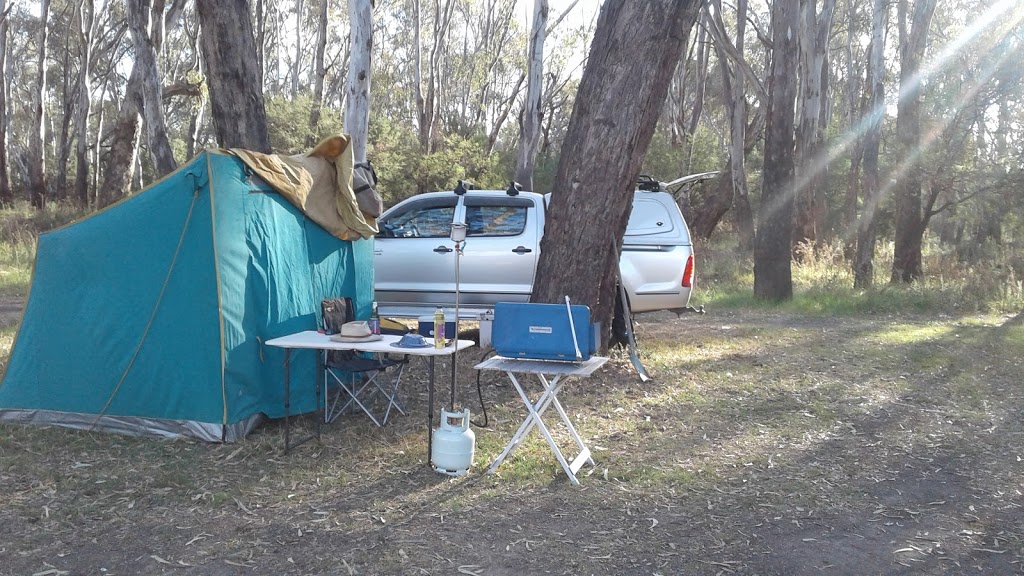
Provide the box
[475,355,608,485]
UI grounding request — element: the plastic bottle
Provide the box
[369,301,381,335]
[434,307,446,348]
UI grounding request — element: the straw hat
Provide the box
[330,321,383,342]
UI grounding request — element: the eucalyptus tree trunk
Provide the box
[485,72,524,155]
[54,37,74,200]
[127,0,177,177]
[853,0,888,289]
[685,12,710,171]
[74,0,98,207]
[690,0,750,243]
[292,0,303,98]
[753,0,800,301]
[841,0,863,260]
[0,0,11,206]
[102,0,173,202]
[514,0,548,191]
[255,0,266,84]
[413,0,424,149]
[792,0,837,254]
[100,65,144,206]
[196,0,271,152]
[417,0,455,153]
[28,0,51,208]
[186,99,205,159]
[532,0,702,350]
[343,0,372,162]
[307,0,328,142]
[890,0,938,283]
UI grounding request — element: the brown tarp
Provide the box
[229,135,378,241]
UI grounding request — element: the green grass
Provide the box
[693,237,1024,315]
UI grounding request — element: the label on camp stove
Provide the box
[529,325,553,334]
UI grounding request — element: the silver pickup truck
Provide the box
[373,183,698,320]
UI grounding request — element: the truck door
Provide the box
[374,196,459,309]
[458,196,539,306]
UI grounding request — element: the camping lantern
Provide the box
[430,221,475,475]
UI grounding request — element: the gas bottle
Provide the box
[433,307,446,348]
[431,408,475,476]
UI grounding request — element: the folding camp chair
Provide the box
[323,351,408,426]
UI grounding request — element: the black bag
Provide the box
[353,160,383,217]
[321,297,354,335]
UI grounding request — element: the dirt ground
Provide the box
[1,308,1023,576]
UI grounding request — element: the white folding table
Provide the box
[265,331,474,457]
[475,355,608,485]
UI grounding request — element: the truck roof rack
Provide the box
[636,175,664,192]
[454,180,478,195]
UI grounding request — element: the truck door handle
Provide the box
[512,246,532,254]
[433,245,453,253]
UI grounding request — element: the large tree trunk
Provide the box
[196,0,272,152]
[853,0,887,289]
[127,0,177,176]
[343,0,372,163]
[890,0,937,284]
[532,0,702,350]
[28,0,51,208]
[513,0,548,191]
[753,0,800,301]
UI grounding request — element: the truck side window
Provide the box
[464,197,532,237]
[378,198,457,238]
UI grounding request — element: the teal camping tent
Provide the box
[0,150,373,441]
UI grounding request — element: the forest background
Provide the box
[0,0,1021,309]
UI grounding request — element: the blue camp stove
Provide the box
[492,302,598,362]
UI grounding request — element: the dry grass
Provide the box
[2,309,1023,575]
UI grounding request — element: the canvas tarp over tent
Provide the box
[0,149,373,441]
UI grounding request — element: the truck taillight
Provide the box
[682,255,694,288]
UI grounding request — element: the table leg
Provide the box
[284,349,291,452]
[427,356,435,466]
[488,371,562,472]
[315,348,323,440]
[488,372,591,485]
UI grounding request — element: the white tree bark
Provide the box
[28,0,51,207]
[793,0,837,249]
[344,0,372,163]
[413,0,424,150]
[292,0,303,98]
[514,0,548,190]
[74,0,99,206]
[307,0,328,141]
[126,0,177,176]
[0,0,11,205]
